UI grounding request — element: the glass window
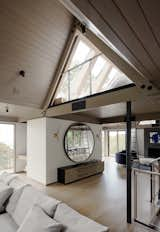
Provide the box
[102,130,108,157]
[109,131,118,156]
[118,131,126,151]
[54,35,133,104]
[0,124,14,172]
[102,130,126,157]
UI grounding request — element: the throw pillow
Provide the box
[0,182,13,212]
[17,205,63,232]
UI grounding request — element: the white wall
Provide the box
[27,117,102,185]
[46,118,102,185]
[27,118,46,184]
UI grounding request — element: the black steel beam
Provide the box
[126,101,132,223]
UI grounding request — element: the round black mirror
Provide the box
[64,123,95,163]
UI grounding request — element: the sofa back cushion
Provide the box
[0,172,17,185]
[17,205,63,232]
[0,213,18,232]
[9,178,28,190]
[12,186,60,226]
[6,186,27,216]
[54,203,108,232]
[0,182,13,212]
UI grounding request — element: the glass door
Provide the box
[118,131,126,151]
[102,130,108,158]
[109,131,118,157]
[0,124,15,173]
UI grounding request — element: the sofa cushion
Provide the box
[12,186,61,226]
[54,203,108,232]
[0,172,17,185]
[0,182,13,212]
[0,213,18,232]
[17,205,63,232]
[9,178,29,190]
[6,185,27,216]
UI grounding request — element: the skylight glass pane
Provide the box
[91,56,106,79]
[68,40,95,69]
[101,67,132,91]
[54,35,133,105]
[69,62,91,100]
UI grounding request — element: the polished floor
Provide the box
[21,158,154,232]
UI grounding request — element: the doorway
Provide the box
[102,129,126,157]
[0,124,15,173]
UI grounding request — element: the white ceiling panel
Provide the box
[0,0,73,108]
[0,102,42,122]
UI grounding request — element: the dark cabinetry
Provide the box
[58,160,104,184]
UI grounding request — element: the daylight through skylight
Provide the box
[54,35,133,104]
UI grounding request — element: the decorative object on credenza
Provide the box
[58,160,104,184]
[64,123,95,163]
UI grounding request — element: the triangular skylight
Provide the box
[54,34,133,104]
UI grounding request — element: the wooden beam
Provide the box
[100,112,160,124]
[100,116,126,124]
[0,116,18,122]
[42,24,79,109]
[135,112,160,121]
[46,85,140,117]
[55,113,100,124]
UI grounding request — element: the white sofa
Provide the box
[0,173,109,232]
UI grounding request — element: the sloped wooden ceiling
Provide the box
[62,0,160,88]
[0,0,73,108]
[0,103,42,122]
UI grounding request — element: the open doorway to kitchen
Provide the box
[0,124,15,173]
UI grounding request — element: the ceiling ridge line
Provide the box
[88,0,156,80]
[112,0,160,76]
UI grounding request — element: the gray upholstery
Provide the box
[9,178,29,190]
[0,213,18,232]
[17,205,63,232]
[6,186,26,216]
[0,175,108,232]
[12,185,60,226]
[54,203,108,232]
[0,172,17,185]
[0,182,13,212]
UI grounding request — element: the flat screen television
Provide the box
[150,132,160,144]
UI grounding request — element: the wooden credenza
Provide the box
[58,160,104,184]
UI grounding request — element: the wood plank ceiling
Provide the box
[0,0,73,108]
[54,0,160,123]
[66,0,160,88]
